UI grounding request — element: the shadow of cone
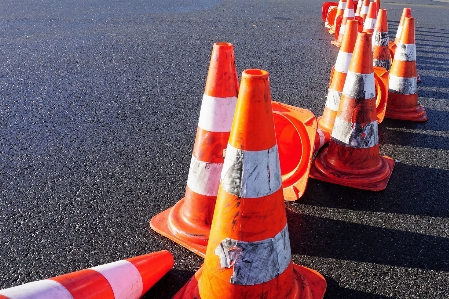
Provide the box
[0,251,174,299]
[386,17,427,122]
[150,42,239,257]
[173,69,326,299]
[310,32,395,191]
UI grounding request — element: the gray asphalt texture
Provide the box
[0,0,448,298]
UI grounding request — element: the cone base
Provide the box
[150,198,208,257]
[310,148,395,191]
[385,104,428,122]
[172,264,327,299]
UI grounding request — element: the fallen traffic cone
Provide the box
[272,101,317,201]
[0,251,174,299]
[363,2,378,34]
[386,17,427,121]
[373,9,391,71]
[150,42,239,256]
[173,69,327,299]
[359,0,370,21]
[322,1,339,28]
[310,32,395,191]
[332,0,356,47]
[319,20,359,142]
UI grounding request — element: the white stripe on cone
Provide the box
[335,51,353,73]
[198,95,238,132]
[92,260,143,299]
[395,25,403,40]
[342,71,376,100]
[221,144,282,198]
[187,155,223,196]
[325,88,342,111]
[393,43,416,61]
[0,280,74,299]
[364,18,376,30]
[332,118,379,148]
[389,75,417,95]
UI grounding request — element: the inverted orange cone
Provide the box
[0,251,174,299]
[386,17,427,122]
[319,19,358,144]
[150,42,239,257]
[272,101,317,201]
[332,0,355,47]
[373,9,391,71]
[363,2,378,34]
[173,69,327,299]
[310,32,395,191]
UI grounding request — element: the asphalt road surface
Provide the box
[1,0,448,298]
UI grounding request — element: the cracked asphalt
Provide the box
[0,0,448,298]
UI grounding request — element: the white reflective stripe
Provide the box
[364,18,376,30]
[393,43,416,61]
[338,1,346,9]
[373,59,391,71]
[0,280,74,299]
[316,128,326,150]
[339,24,346,35]
[343,9,354,18]
[361,6,369,14]
[221,144,282,198]
[335,51,352,73]
[395,25,403,40]
[389,75,417,95]
[187,155,223,196]
[198,94,237,132]
[343,71,376,100]
[214,224,291,285]
[325,88,342,111]
[357,0,363,8]
[332,117,379,148]
[373,31,389,47]
[92,260,143,299]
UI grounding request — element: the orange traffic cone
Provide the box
[363,2,378,34]
[355,0,363,16]
[373,9,391,71]
[374,0,381,12]
[322,1,339,29]
[272,101,317,201]
[332,0,355,47]
[310,32,395,191]
[359,0,370,21]
[389,8,411,58]
[386,17,427,121]
[0,251,174,299]
[329,0,347,34]
[150,42,239,256]
[173,69,327,299]
[319,20,358,142]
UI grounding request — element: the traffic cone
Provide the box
[173,69,327,299]
[359,0,370,21]
[322,1,339,28]
[150,42,239,257]
[272,101,317,201]
[310,32,395,191]
[374,0,381,12]
[355,0,363,16]
[373,9,391,71]
[329,0,347,34]
[319,20,358,144]
[386,17,427,121]
[363,2,377,34]
[0,251,174,299]
[332,0,355,47]
[389,8,411,58]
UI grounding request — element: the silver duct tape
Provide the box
[187,156,223,196]
[393,43,416,62]
[214,224,291,285]
[325,88,342,111]
[332,117,379,148]
[221,144,282,198]
[373,59,391,71]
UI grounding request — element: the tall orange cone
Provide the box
[363,2,377,34]
[150,42,239,256]
[373,9,391,71]
[173,69,327,299]
[355,0,363,16]
[319,20,358,142]
[389,8,411,58]
[374,0,381,12]
[359,0,370,21]
[329,0,347,34]
[386,17,427,121]
[0,251,174,299]
[332,0,355,47]
[310,32,395,191]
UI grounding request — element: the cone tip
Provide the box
[213,42,234,49]
[242,69,269,79]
